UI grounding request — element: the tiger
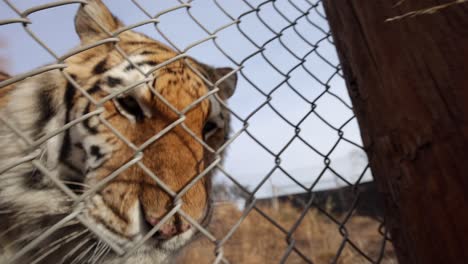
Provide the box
[0,1,237,263]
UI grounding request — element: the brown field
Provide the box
[176,201,397,264]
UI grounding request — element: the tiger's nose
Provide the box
[145,216,191,240]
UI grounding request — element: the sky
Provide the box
[0,0,372,198]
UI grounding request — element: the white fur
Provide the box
[0,72,70,214]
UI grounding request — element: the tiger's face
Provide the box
[0,1,236,263]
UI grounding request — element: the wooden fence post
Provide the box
[322,1,468,263]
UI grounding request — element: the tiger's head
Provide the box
[0,1,237,263]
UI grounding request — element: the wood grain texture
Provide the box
[322,1,468,263]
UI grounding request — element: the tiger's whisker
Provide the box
[29,230,89,264]
[4,218,81,250]
[88,240,103,263]
[59,236,92,264]
[70,241,97,264]
[0,221,23,240]
[29,229,88,261]
[91,245,111,264]
[89,242,109,264]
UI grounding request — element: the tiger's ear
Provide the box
[212,67,237,99]
[75,0,121,43]
[199,65,238,100]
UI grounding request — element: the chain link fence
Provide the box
[0,0,395,263]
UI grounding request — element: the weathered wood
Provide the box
[322,1,468,263]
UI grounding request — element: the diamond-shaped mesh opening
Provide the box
[0,0,395,263]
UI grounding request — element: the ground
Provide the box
[177,201,397,263]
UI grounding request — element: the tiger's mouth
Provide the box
[81,194,196,254]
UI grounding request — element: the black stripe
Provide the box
[92,57,108,74]
[107,76,122,87]
[36,89,57,129]
[124,64,135,72]
[74,143,84,149]
[62,159,83,174]
[87,82,101,94]
[140,50,157,55]
[125,41,164,47]
[64,81,76,108]
[124,61,158,72]
[141,61,158,67]
[82,102,98,134]
[59,82,77,161]
[124,64,135,71]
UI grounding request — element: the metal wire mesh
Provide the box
[0,0,395,263]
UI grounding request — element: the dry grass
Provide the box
[177,201,397,264]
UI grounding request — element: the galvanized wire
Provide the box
[0,0,392,263]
